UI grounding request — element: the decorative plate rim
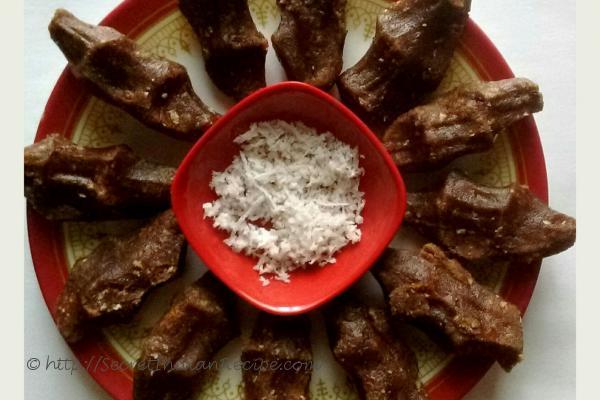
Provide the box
[27,0,547,399]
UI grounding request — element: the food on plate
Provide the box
[373,244,523,371]
[405,172,577,263]
[28,0,576,396]
[338,0,471,125]
[325,299,428,400]
[241,313,312,400]
[49,9,219,141]
[24,134,174,220]
[202,120,365,285]
[55,210,185,344]
[133,273,238,400]
[383,78,544,171]
[272,0,347,90]
[179,0,268,100]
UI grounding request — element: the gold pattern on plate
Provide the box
[248,0,279,27]
[346,0,388,38]
[59,0,518,398]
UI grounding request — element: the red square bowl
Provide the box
[171,82,406,315]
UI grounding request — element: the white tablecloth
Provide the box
[24,0,576,398]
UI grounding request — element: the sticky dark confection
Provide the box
[405,172,577,263]
[373,244,524,371]
[241,313,312,400]
[179,0,268,100]
[55,210,186,344]
[133,273,238,400]
[272,0,347,90]
[338,0,470,125]
[325,299,428,400]
[383,78,544,171]
[49,9,219,141]
[25,134,174,220]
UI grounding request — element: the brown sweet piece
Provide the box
[133,273,238,400]
[338,0,471,125]
[24,134,174,220]
[325,299,428,400]
[55,210,186,344]
[405,172,577,263]
[179,0,268,100]
[383,78,544,171]
[373,244,524,371]
[49,9,219,141]
[241,313,312,400]
[272,0,347,90]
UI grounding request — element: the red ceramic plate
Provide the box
[28,0,547,399]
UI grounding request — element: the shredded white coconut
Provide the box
[202,120,365,284]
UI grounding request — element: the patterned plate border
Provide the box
[28,0,547,399]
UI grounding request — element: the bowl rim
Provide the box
[170,81,407,315]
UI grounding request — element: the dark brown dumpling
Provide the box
[373,244,524,371]
[49,9,219,141]
[383,78,544,171]
[405,172,577,263]
[55,209,186,344]
[272,0,347,90]
[25,134,174,220]
[133,273,238,400]
[338,0,471,125]
[241,313,312,400]
[325,298,428,400]
[179,0,268,100]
